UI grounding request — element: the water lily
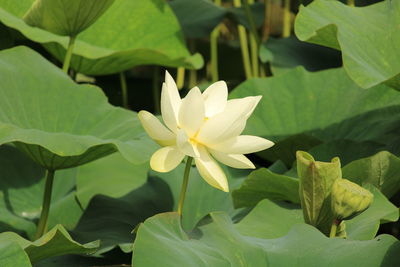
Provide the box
[139,71,274,193]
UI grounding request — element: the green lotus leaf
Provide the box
[132,211,400,266]
[23,0,115,36]
[232,168,300,208]
[343,151,400,198]
[0,0,202,75]
[0,46,156,170]
[75,152,148,208]
[229,67,400,166]
[295,0,400,89]
[152,163,248,231]
[0,145,82,239]
[0,225,99,264]
[72,177,173,255]
[169,0,264,39]
[0,241,31,267]
[235,186,398,241]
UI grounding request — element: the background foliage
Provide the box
[0,0,399,266]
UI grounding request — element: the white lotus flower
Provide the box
[138,71,274,192]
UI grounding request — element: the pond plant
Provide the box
[0,0,399,266]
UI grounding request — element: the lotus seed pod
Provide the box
[331,179,373,220]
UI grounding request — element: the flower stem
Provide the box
[119,72,129,109]
[262,0,272,41]
[210,25,220,82]
[62,36,76,74]
[177,157,193,217]
[243,0,261,78]
[35,170,55,240]
[233,0,252,79]
[347,0,355,7]
[249,32,259,77]
[282,0,291,38]
[329,219,339,238]
[176,67,185,90]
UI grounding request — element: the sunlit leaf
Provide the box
[132,211,400,266]
[0,225,99,264]
[230,67,400,166]
[343,151,400,198]
[24,0,115,36]
[295,0,400,89]
[0,46,155,170]
[0,0,202,75]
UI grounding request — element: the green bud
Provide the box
[296,151,341,228]
[331,179,373,220]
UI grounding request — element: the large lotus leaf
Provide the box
[0,145,82,239]
[0,241,31,267]
[232,168,300,208]
[235,199,303,239]
[23,0,115,36]
[0,225,99,264]
[72,177,173,255]
[132,211,400,266]
[230,67,400,165]
[234,183,397,241]
[152,163,248,230]
[0,0,202,75]
[0,46,155,170]
[76,153,148,208]
[295,0,400,89]
[342,151,400,198]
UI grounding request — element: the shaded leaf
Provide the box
[72,177,173,254]
[0,46,155,170]
[170,0,226,39]
[0,145,82,239]
[260,36,341,75]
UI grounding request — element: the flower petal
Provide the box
[161,71,181,133]
[195,146,229,192]
[209,149,255,169]
[178,87,205,137]
[176,129,200,158]
[138,110,175,146]
[197,96,262,144]
[202,81,228,118]
[150,146,185,172]
[209,135,274,154]
[227,95,262,119]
